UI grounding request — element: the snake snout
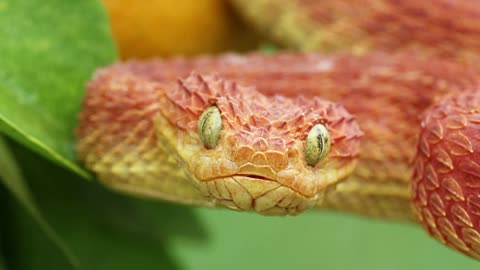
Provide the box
[189,142,326,215]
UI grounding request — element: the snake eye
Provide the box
[305,123,331,166]
[198,106,222,149]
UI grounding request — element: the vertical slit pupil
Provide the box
[316,133,324,154]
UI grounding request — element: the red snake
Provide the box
[77,0,480,261]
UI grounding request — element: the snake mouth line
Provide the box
[196,173,321,214]
[199,173,319,198]
[202,174,276,182]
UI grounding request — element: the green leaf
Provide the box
[8,141,195,270]
[0,255,6,269]
[0,0,116,178]
[0,231,7,270]
[0,136,78,269]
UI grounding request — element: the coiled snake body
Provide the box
[77,0,480,261]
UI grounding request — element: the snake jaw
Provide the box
[197,176,322,215]
[157,125,325,215]
[171,131,323,214]
[180,141,323,214]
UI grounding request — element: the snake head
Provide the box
[157,73,362,215]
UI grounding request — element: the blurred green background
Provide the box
[0,0,479,269]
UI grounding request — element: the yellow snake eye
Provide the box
[198,106,222,149]
[305,123,331,166]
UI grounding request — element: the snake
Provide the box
[231,0,480,259]
[76,0,480,261]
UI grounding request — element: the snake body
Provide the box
[77,52,480,258]
[413,91,480,259]
[77,0,480,261]
[231,0,480,66]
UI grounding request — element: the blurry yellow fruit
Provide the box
[102,0,259,58]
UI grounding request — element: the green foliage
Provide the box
[0,231,6,270]
[6,140,183,269]
[0,0,479,269]
[0,0,116,177]
[0,137,78,268]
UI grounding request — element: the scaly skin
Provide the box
[413,92,480,260]
[231,0,480,259]
[77,51,480,226]
[231,0,480,66]
[77,57,362,215]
